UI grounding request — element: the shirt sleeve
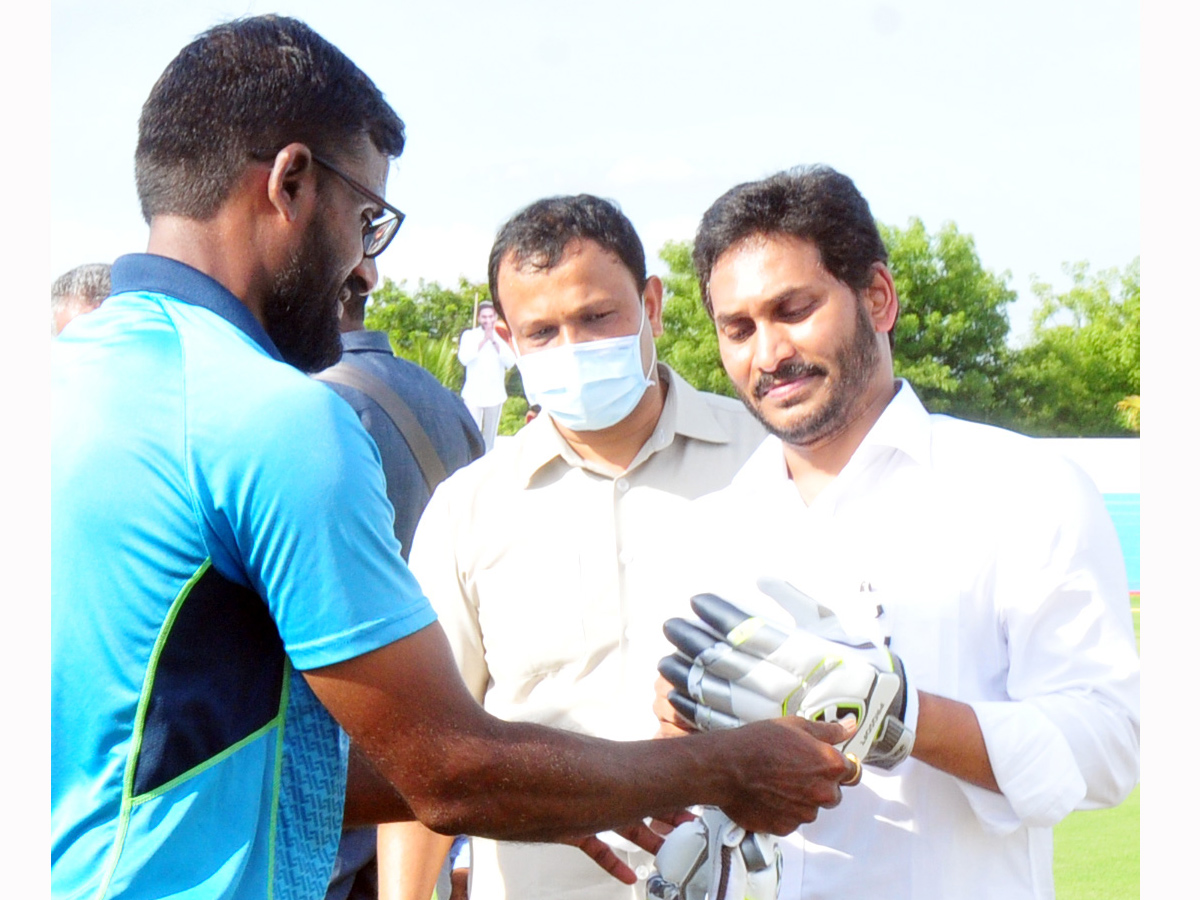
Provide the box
[959,454,1140,833]
[408,477,490,702]
[497,338,516,370]
[196,374,437,671]
[457,329,480,366]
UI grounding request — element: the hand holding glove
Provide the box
[659,591,918,770]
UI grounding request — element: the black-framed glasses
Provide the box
[310,153,405,258]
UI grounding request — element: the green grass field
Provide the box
[1052,597,1139,898]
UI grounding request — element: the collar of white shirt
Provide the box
[513,364,738,485]
[732,378,933,492]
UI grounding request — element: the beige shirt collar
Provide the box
[513,364,739,485]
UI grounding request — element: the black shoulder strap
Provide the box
[315,362,449,491]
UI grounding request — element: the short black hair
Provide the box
[487,195,647,318]
[135,15,406,223]
[693,165,889,318]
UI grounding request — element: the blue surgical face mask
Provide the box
[514,305,657,432]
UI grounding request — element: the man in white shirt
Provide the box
[655,165,1141,899]
[378,194,769,900]
[458,301,516,451]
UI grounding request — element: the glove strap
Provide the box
[868,655,919,770]
[715,844,734,899]
[903,672,920,732]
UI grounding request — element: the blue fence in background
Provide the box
[1103,493,1140,592]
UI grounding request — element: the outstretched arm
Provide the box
[303,622,857,840]
[343,742,414,829]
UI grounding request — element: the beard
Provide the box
[262,220,346,373]
[737,300,882,447]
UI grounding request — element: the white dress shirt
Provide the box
[409,365,766,900]
[458,327,516,409]
[663,380,1141,899]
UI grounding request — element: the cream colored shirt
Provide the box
[408,365,766,900]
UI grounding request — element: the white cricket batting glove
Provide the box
[647,807,781,900]
[659,592,918,770]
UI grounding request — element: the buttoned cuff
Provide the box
[960,700,1087,834]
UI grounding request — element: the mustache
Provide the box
[753,360,826,399]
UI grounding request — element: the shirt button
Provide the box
[616,478,630,492]
[619,550,634,565]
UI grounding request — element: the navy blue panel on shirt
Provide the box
[111,254,284,362]
[134,564,287,796]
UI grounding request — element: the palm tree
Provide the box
[396,334,463,393]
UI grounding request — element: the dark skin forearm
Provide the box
[343,741,415,830]
[304,623,858,840]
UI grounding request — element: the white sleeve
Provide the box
[408,479,489,702]
[497,338,517,370]
[457,329,480,367]
[961,456,1140,833]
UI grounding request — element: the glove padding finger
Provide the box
[657,651,792,723]
[661,593,917,770]
[691,593,917,768]
[665,690,743,732]
[647,807,781,900]
[661,637,901,765]
[691,593,894,674]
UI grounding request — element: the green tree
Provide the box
[365,276,488,356]
[363,275,535,436]
[364,276,489,390]
[882,219,1017,423]
[655,240,736,397]
[397,334,464,393]
[498,396,531,436]
[1007,259,1140,436]
[1116,396,1140,432]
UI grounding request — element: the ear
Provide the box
[862,262,898,334]
[494,319,513,346]
[265,143,318,223]
[643,275,665,338]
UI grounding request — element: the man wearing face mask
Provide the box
[377,195,768,900]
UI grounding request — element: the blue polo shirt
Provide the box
[51,255,436,899]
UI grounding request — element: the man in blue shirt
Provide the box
[51,15,859,900]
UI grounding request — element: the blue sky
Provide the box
[51,0,1139,343]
